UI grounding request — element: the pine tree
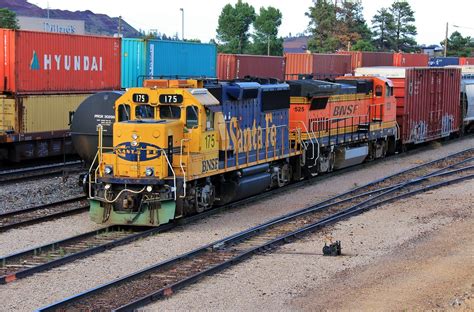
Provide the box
[371,8,395,51]
[251,6,283,56]
[389,1,417,52]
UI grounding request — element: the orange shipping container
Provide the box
[0,29,121,94]
[393,53,429,67]
[217,54,285,81]
[459,57,474,65]
[284,53,352,80]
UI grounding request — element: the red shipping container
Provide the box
[284,53,352,80]
[393,53,429,67]
[338,51,394,70]
[217,54,285,81]
[459,57,474,65]
[0,29,121,94]
[355,67,461,144]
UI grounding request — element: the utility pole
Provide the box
[118,15,122,37]
[180,8,184,41]
[444,22,448,57]
[47,1,50,19]
[267,35,270,56]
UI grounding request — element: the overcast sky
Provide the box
[32,0,474,45]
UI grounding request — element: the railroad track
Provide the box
[0,196,88,232]
[3,148,473,286]
[0,160,84,184]
[32,148,474,311]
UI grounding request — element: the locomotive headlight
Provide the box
[146,185,153,192]
[145,167,154,176]
[104,165,113,175]
[131,133,138,140]
[131,140,138,147]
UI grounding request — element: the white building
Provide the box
[17,16,85,35]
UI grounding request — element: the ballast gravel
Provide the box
[0,174,83,214]
[1,137,473,311]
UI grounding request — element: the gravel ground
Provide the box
[149,179,474,311]
[1,137,473,311]
[0,174,83,214]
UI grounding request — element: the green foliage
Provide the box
[0,8,19,30]
[251,6,283,56]
[441,31,474,57]
[351,39,376,51]
[337,1,372,45]
[306,0,337,52]
[306,0,372,52]
[216,0,256,54]
[389,1,417,52]
[371,8,395,51]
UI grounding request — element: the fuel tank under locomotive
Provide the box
[215,164,273,205]
[70,91,124,165]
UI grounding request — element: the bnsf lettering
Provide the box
[202,158,219,173]
[333,104,359,116]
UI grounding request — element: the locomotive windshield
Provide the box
[135,105,155,119]
[159,105,181,119]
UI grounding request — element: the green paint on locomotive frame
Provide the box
[89,199,176,226]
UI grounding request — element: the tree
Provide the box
[371,8,395,51]
[441,31,474,57]
[0,8,19,30]
[251,6,283,56]
[306,0,337,53]
[351,39,375,51]
[216,1,255,54]
[389,1,417,52]
[336,1,372,50]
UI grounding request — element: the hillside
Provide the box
[0,0,141,37]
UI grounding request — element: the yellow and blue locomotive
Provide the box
[86,79,302,226]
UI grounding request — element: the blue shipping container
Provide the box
[429,57,459,67]
[147,40,217,80]
[121,38,147,88]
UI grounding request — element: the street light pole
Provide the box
[444,22,448,57]
[180,8,184,41]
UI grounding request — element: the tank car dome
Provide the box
[71,91,123,165]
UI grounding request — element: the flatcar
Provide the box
[74,77,398,226]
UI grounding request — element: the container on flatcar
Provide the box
[146,40,217,83]
[284,53,352,80]
[217,53,285,81]
[0,93,92,161]
[429,57,459,67]
[121,38,146,88]
[355,66,462,144]
[338,51,394,70]
[459,57,474,66]
[393,53,429,67]
[0,29,121,94]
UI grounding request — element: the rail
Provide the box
[38,148,474,311]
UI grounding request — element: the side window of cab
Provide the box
[375,85,383,97]
[186,106,199,129]
[118,104,130,121]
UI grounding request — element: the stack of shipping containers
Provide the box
[0,29,121,161]
[121,38,217,88]
[355,67,462,144]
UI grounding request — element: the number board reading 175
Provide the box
[132,93,149,103]
[159,94,184,104]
